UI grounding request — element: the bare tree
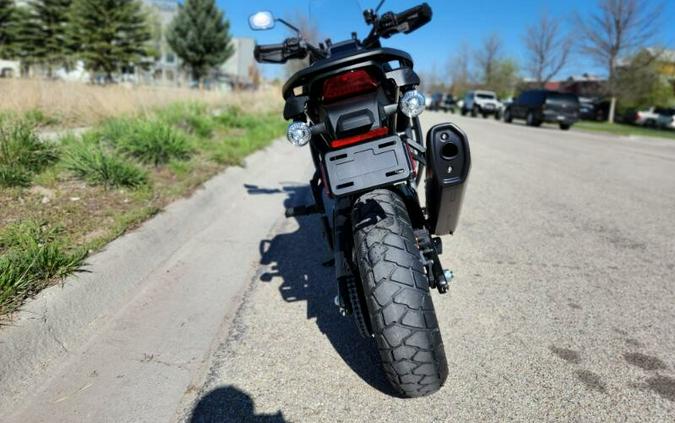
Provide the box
[447,42,473,95]
[575,0,664,122]
[524,14,572,87]
[475,33,502,88]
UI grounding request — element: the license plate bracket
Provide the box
[324,136,411,197]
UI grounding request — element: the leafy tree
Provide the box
[26,0,74,76]
[616,50,674,110]
[167,0,233,84]
[0,0,16,58]
[69,0,152,82]
[490,59,520,98]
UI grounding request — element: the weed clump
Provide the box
[0,221,87,315]
[0,119,59,187]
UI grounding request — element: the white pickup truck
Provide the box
[461,90,503,119]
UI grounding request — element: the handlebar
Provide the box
[253,3,432,64]
[364,3,432,47]
[254,38,308,64]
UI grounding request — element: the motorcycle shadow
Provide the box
[253,183,398,397]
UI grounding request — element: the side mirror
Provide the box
[249,11,275,31]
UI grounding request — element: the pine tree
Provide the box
[27,0,74,76]
[12,6,41,75]
[69,0,152,82]
[167,0,234,85]
[0,0,17,58]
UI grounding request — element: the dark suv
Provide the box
[504,90,580,130]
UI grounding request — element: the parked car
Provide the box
[429,92,445,111]
[656,108,675,130]
[442,93,457,113]
[428,92,458,113]
[461,90,503,119]
[634,107,675,129]
[504,90,580,130]
[424,93,433,108]
[579,97,610,121]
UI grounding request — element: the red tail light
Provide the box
[330,127,388,149]
[322,69,378,103]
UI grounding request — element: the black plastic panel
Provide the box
[425,123,471,235]
[324,136,411,197]
[283,47,414,99]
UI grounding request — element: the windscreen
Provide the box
[548,93,579,104]
[477,93,496,99]
[308,0,370,43]
[655,108,675,116]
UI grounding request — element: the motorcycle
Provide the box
[249,1,471,398]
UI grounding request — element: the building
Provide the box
[559,74,607,98]
[142,0,255,88]
[219,38,256,88]
[137,0,180,85]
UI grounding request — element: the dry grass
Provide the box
[0,79,283,128]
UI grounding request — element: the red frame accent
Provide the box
[330,127,389,149]
[322,69,379,103]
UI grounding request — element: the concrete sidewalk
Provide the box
[1,139,312,422]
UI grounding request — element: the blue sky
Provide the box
[218,0,675,81]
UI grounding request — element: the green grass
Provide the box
[0,119,59,187]
[207,112,286,165]
[111,119,193,166]
[156,102,216,138]
[63,138,149,189]
[1,102,284,316]
[0,220,87,315]
[575,121,675,140]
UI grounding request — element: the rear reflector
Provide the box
[323,69,378,103]
[330,127,389,149]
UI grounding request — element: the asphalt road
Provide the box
[7,112,675,422]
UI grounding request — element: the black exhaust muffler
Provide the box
[425,123,471,235]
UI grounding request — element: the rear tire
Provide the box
[559,123,571,130]
[352,189,448,398]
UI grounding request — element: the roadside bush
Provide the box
[0,221,87,315]
[214,106,259,129]
[63,140,148,189]
[115,120,193,166]
[0,119,59,187]
[157,103,215,138]
[97,118,193,166]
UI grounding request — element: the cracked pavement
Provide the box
[5,113,675,422]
